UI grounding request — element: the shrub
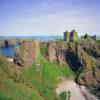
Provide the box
[58,92,67,100]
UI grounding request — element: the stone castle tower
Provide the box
[64,30,78,42]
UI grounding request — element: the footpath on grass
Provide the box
[56,77,98,100]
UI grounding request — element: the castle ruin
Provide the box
[64,30,78,42]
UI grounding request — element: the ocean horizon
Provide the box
[0,36,63,41]
[0,35,100,41]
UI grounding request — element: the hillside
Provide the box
[0,40,100,100]
[0,56,45,100]
[0,44,74,100]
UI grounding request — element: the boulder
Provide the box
[14,41,40,67]
[46,41,67,65]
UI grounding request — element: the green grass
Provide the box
[39,47,74,100]
[0,56,44,100]
[57,92,67,100]
[20,49,74,100]
[0,92,15,100]
[79,38,96,44]
[0,46,74,100]
[1,40,98,100]
[96,39,100,43]
[81,50,97,71]
[0,79,44,100]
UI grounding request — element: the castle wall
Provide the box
[73,32,78,41]
[64,32,70,42]
[63,31,78,42]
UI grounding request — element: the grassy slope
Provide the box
[96,39,100,43]
[0,47,74,100]
[0,56,44,100]
[79,38,96,45]
[82,51,97,71]
[39,54,74,100]
[21,47,74,100]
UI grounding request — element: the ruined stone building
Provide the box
[64,30,78,42]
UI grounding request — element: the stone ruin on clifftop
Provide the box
[64,30,78,42]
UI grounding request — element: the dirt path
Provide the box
[56,78,98,100]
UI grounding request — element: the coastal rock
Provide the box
[0,40,18,46]
[14,41,40,67]
[76,44,100,86]
[82,44,100,60]
[46,41,67,65]
[78,62,100,87]
[46,41,100,87]
[40,41,48,48]
[64,43,100,87]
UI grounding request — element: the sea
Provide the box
[0,46,17,57]
[0,36,63,41]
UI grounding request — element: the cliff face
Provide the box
[66,42,81,70]
[46,42,81,70]
[82,44,100,60]
[46,41,100,87]
[14,41,40,67]
[46,41,67,65]
[77,44,100,87]
[78,62,100,86]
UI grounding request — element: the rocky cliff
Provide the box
[0,40,18,46]
[46,42,81,69]
[46,41,67,65]
[78,62,100,86]
[77,44,100,87]
[14,41,40,67]
[46,41,100,87]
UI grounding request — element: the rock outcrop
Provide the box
[46,41,67,65]
[14,41,40,67]
[46,41,100,87]
[82,44,100,60]
[78,62,100,87]
[0,40,18,46]
[40,41,48,48]
[77,44,100,87]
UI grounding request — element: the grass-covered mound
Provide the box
[0,46,74,100]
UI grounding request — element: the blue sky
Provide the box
[0,0,100,36]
